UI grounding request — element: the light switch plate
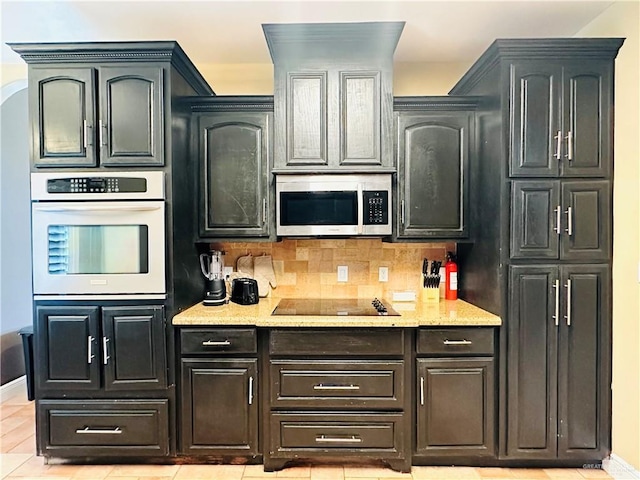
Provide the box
[379,267,389,282]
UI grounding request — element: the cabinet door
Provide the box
[397,113,470,238]
[102,306,166,391]
[507,266,558,458]
[510,62,562,177]
[561,62,612,178]
[557,265,610,459]
[181,359,258,455]
[416,358,494,456]
[199,112,271,237]
[560,181,611,261]
[99,66,164,166]
[339,71,382,167]
[511,181,560,259]
[29,67,97,167]
[36,306,100,391]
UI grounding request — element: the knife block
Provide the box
[421,287,440,303]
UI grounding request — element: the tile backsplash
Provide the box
[211,239,455,299]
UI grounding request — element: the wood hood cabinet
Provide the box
[263,22,404,172]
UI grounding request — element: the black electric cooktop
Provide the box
[271,298,400,316]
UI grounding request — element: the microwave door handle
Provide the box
[357,184,364,234]
[33,205,162,213]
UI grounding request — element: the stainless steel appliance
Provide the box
[276,174,392,237]
[31,171,166,299]
[272,298,400,316]
[199,250,226,306]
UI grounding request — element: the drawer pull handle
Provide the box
[443,339,472,345]
[313,384,360,391]
[76,427,122,435]
[202,340,231,346]
[315,434,362,444]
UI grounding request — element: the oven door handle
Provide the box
[33,205,162,213]
[357,183,364,234]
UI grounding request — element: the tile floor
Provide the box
[1,388,614,480]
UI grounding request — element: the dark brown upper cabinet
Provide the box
[10,41,213,169]
[189,97,273,239]
[510,60,612,178]
[394,98,476,239]
[263,22,404,172]
[28,65,162,167]
[511,180,611,261]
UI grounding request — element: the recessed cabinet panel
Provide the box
[511,181,560,259]
[397,112,470,238]
[181,359,258,454]
[341,72,380,165]
[102,306,166,391]
[507,266,558,457]
[562,63,611,177]
[36,306,100,391]
[199,112,271,238]
[288,73,327,165]
[558,265,610,457]
[510,64,559,177]
[416,358,494,456]
[31,68,96,167]
[561,181,610,261]
[100,67,163,166]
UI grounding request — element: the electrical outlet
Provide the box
[379,266,389,282]
[337,265,348,282]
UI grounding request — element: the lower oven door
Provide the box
[31,201,165,295]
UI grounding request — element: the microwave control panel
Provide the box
[47,177,147,194]
[363,191,389,225]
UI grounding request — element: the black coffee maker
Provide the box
[199,250,226,306]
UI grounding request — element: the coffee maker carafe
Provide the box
[199,250,226,306]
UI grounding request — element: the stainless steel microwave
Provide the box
[276,174,392,237]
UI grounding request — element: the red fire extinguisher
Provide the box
[445,252,458,300]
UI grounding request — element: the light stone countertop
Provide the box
[172,296,501,327]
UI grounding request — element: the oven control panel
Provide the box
[47,177,147,194]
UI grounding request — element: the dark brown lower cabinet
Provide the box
[416,358,495,457]
[180,359,258,455]
[414,327,496,460]
[265,329,411,473]
[507,264,611,460]
[37,399,169,457]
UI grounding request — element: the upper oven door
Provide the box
[31,201,165,295]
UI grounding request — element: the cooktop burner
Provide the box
[272,298,400,316]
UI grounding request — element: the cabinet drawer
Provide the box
[270,412,404,455]
[38,399,169,456]
[271,360,404,409]
[180,328,256,355]
[416,328,494,356]
[269,329,405,356]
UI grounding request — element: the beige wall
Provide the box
[577,1,640,470]
[0,64,27,87]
